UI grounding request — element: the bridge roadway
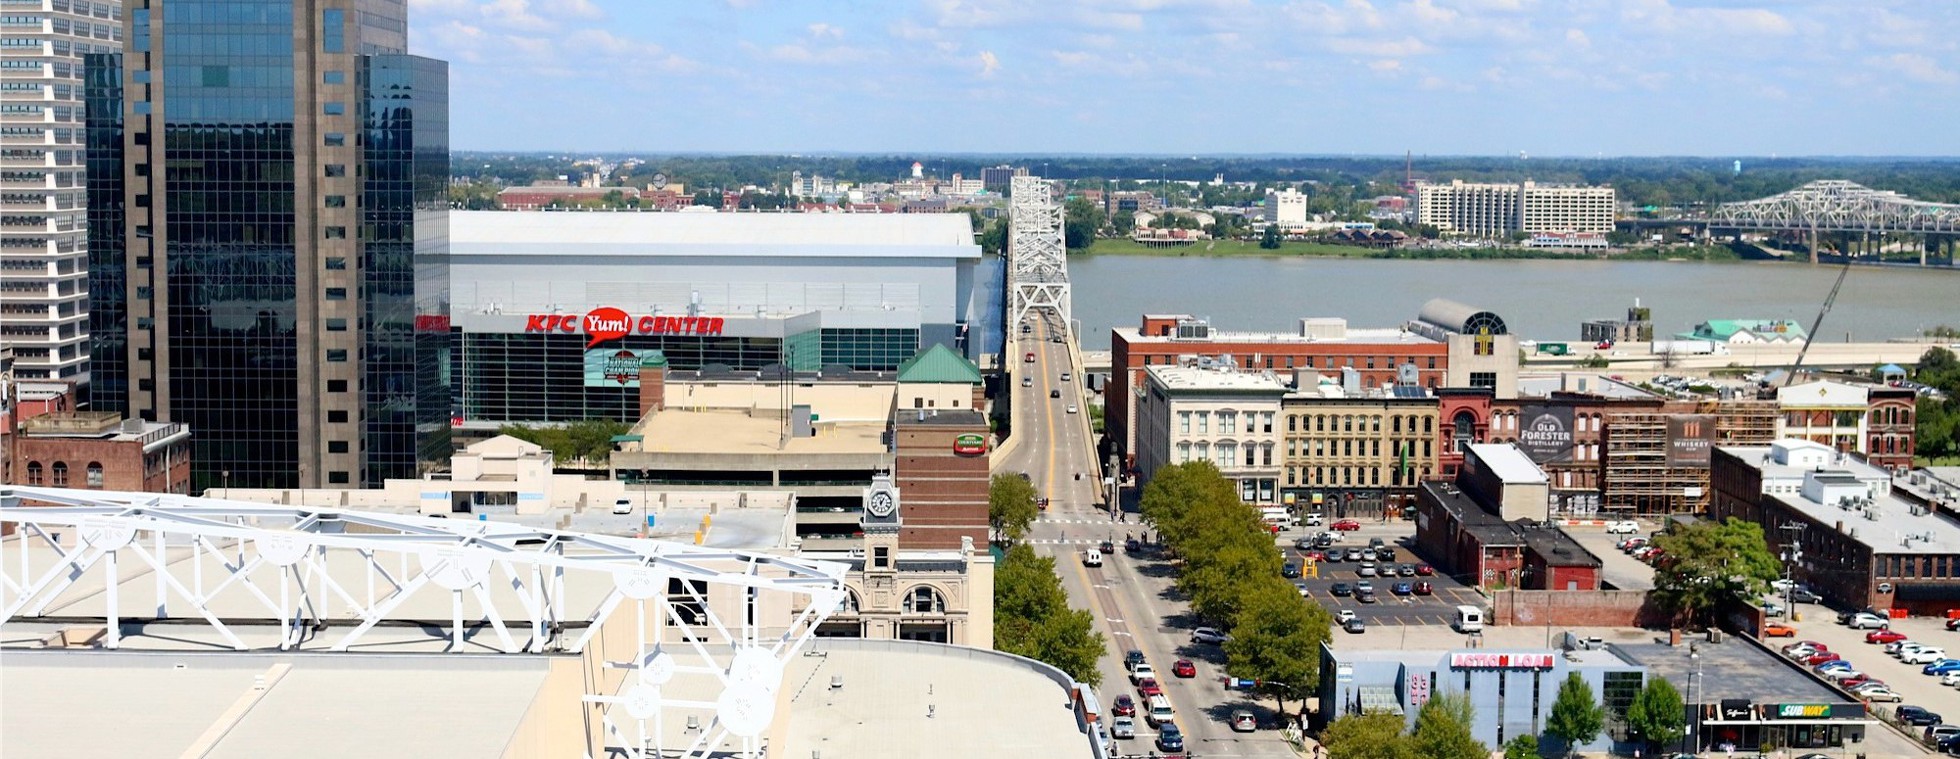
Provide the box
[995,321,1301,759]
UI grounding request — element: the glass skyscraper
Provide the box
[85,0,447,490]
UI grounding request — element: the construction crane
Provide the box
[1781,257,1853,389]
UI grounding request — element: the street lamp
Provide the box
[1686,645,1704,756]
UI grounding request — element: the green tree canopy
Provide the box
[1223,580,1332,715]
[1650,517,1783,627]
[988,473,1040,542]
[1260,224,1282,249]
[1625,676,1686,752]
[1413,691,1490,759]
[1322,712,1418,759]
[1503,733,1543,759]
[496,420,632,465]
[991,544,1105,686]
[1544,672,1605,757]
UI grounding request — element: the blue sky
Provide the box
[408,0,1960,155]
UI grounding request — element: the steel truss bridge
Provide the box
[1008,175,1072,337]
[1709,180,1960,235]
[0,486,848,759]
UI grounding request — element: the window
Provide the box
[51,461,68,486]
[1178,411,1190,434]
[324,133,345,147]
[1470,372,1497,389]
[325,318,347,331]
[325,287,347,300]
[327,379,348,392]
[322,102,344,116]
[328,441,349,453]
[325,257,346,270]
[903,585,946,614]
[1197,412,1208,434]
[86,462,103,487]
[325,195,346,207]
[25,461,42,485]
[873,546,889,569]
[323,163,346,177]
[328,410,349,423]
[326,349,348,362]
[321,8,344,52]
[323,226,346,239]
[323,70,345,84]
[328,471,350,484]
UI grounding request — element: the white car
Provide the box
[1066,404,1080,414]
[611,497,634,515]
[1770,578,1796,592]
[1820,668,1863,682]
[1857,687,1903,703]
[1846,612,1890,630]
[1130,662,1156,684]
[1191,627,1229,645]
[1901,647,1946,664]
[1303,513,1325,526]
[1605,521,1640,534]
[1891,641,1929,658]
[1784,644,1825,660]
[1939,671,1960,687]
[1335,610,1357,624]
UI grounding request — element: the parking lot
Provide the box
[1773,610,1960,730]
[1562,522,1659,591]
[1278,524,1486,626]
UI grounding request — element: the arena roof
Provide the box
[452,211,980,257]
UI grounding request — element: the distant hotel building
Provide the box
[0,0,118,385]
[1415,180,1615,238]
[979,165,1026,192]
[1263,187,1307,229]
[86,0,450,490]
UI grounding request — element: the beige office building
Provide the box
[1134,363,1289,504]
[1280,387,1440,516]
[1415,180,1614,238]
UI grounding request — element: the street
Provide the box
[996,320,1301,758]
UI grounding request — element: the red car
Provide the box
[1802,651,1841,666]
[1838,674,1879,689]
[1172,659,1196,678]
[1300,550,1327,561]
[1112,694,1136,717]
[1331,519,1362,531]
[1413,581,1434,596]
[1867,629,1908,644]
[1137,678,1163,698]
[1414,564,1434,576]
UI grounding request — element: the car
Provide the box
[1392,582,1414,596]
[1329,583,1354,597]
[1358,562,1378,577]
[1356,589,1378,604]
[1789,588,1823,604]
[1846,612,1890,630]
[1295,537,1318,551]
[1136,678,1163,698]
[1813,659,1854,673]
[1819,667,1862,682]
[1112,694,1136,717]
[1024,352,1035,363]
[1762,601,1785,618]
[1343,617,1367,633]
[1331,519,1362,531]
[1172,659,1196,678]
[1415,563,1435,576]
[1100,540,1116,554]
[1893,641,1934,658]
[1192,627,1229,645]
[1802,651,1841,666]
[1770,578,1797,592]
[1066,404,1079,414]
[1923,660,1960,676]
[1763,622,1797,638]
[1838,674,1880,689]
[1782,640,1828,656]
[1356,580,1375,594]
[1110,716,1137,740]
[611,497,634,515]
[1125,650,1146,671]
[1303,513,1325,526]
[1618,536,1649,552]
[1606,520,1640,534]
[1368,537,1387,549]
[1949,618,1960,631]
[1294,580,1311,597]
[1845,680,1891,694]
[1941,671,1960,687]
[1413,581,1434,596]
[1858,687,1904,703]
[1082,549,1103,567]
[1866,629,1908,644]
[1335,610,1357,624]
[1902,647,1948,664]
[1281,561,1302,579]
[1059,372,1071,382]
[1324,550,1345,564]
[1314,533,1337,548]
[1926,725,1960,744]
[1300,550,1327,562]
[1050,389,1060,398]
[1345,548,1364,561]
[1230,709,1258,733]
[1157,722,1184,752]
[1130,663,1156,684]
[1395,563,1414,577]
[1897,706,1944,726]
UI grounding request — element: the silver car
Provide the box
[1111,716,1137,739]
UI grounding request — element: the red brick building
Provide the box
[1866,386,1917,471]
[10,412,192,494]
[1435,388,1492,479]
[892,411,990,550]
[496,185,639,210]
[1109,314,1448,468]
[1414,443,1602,591]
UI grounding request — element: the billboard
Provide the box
[1516,405,1575,464]
[1666,414,1717,467]
[585,348,647,387]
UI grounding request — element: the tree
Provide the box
[977,217,1008,257]
[1223,581,1331,717]
[988,473,1039,542]
[1504,733,1543,759]
[991,545,1106,686]
[1625,676,1686,752]
[1260,224,1282,249]
[1649,518,1783,627]
[1321,712,1418,759]
[1413,691,1489,759]
[496,420,632,464]
[1544,672,1605,757]
[1063,197,1104,249]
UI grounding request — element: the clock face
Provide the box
[866,491,896,518]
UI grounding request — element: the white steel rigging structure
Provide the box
[0,486,849,759]
[1007,175,1072,337]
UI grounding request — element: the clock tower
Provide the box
[860,474,902,627]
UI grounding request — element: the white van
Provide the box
[1082,548,1103,567]
[1146,695,1175,726]
[1454,605,1484,633]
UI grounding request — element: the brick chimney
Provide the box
[637,352,668,417]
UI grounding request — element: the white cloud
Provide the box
[1368,58,1402,72]
[979,50,1001,76]
[1564,28,1588,48]
[808,22,843,39]
[1326,35,1430,57]
[1873,52,1958,85]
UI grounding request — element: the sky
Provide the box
[408,0,1960,156]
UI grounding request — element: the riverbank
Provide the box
[1076,238,1741,262]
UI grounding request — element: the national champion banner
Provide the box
[584,347,646,387]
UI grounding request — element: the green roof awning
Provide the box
[895,343,983,385]
[610,435,644,443]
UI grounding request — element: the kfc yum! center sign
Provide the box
[525,307,726,347]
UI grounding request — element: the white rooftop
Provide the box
[1117,325,1437,344]
[1145,365,1292,393]
[1468,443,1550,485]
[451,210,979,256]
[1724,444,1960,555]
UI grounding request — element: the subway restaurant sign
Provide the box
[953,434,987,455]
[1772,703,1862,719]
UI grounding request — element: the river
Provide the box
[1066,256,1959,350]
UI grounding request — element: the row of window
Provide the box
[1285,437,1431,460]
[1174,440,1275,468]
[21,459,104,487]
[1141,353,1440,372]
[1490,410,1604,433]
[1875,554,1960,580]
[1288,413,1434,435]
[1176,409,1276,435]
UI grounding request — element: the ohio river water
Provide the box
[1067,256,1960,350]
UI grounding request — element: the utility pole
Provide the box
[1778,522,1804,619]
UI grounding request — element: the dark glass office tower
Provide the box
[85,0,448,490]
